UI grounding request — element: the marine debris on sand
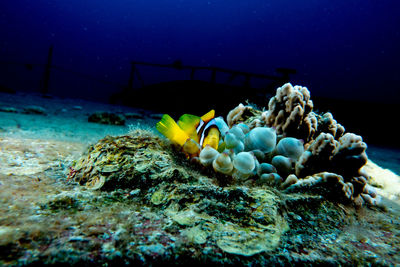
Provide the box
[0,84,399,266]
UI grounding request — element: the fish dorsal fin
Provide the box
[178,114,201,141]
[201,109,215,122]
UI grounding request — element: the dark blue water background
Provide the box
[0,0,399,103]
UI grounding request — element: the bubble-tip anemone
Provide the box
[244,127,276,153]
[213,152,234,175]
[229,125,245,140]
[232,152,256,180]
[275,137,304,161]
[199,145,219,166]
[271,155,292,178]
[225,132,241,149]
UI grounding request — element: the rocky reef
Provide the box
[0,84,399,266]
[174,83,376,207]
[60,130,400,265]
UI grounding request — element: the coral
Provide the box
[226,103,246,128]
[280,174,298,189]
[295,132,368,179]
[295,133,338,178]
[148,82,373,207]
[226,103,262,128]
[265,83,317,142]
[292,132,369,205]
[247,111,268,129]
[316,112,345,140]
[332,133,368,177]
[215,83,373,206]
[262,84,345,147]
[284,172,354,202]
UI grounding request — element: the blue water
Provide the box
[1,0,399,102]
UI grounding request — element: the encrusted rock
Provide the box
[71,130,193,190]
[88,112,125,125]
[23,105,47,115]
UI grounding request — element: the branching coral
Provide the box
[295,133,338,178]
[265,83,317,142]
[293,131,371,205]
[284,172,354,202]
[295,132,368,178]
[316,112,345,141]
[331,133,368,177]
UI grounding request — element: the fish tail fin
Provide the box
[156,114,189,146]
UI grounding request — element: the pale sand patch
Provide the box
[363,160,400,204]
[0,137,83,176]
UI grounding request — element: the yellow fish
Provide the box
[156,110,220,150]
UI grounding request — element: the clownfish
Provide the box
[156,109,220,150]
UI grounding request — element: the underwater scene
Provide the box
[1,1,400,266]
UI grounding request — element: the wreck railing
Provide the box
[0,45,296,99]
[126,60,296,92]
